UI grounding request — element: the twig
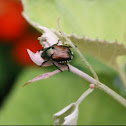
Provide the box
[98,83,126,107]
[57,17,99,82]
[69,64,126,107]
[76,88,94,106]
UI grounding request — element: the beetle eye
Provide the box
[52,46,54,49]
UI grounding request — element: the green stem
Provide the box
[98,83,126,107]
[57,17,99,83]
[69,64,126,107]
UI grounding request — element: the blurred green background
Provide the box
[0,0,126,125]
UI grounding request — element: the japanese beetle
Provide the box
[40,41,73,72]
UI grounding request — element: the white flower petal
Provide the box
[54,103,74,117]
[41,42,49,48]
[53,103,79,125]
[27,49,52,66]
[39,27,60,46]
[63,105,79,125]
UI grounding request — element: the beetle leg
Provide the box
[50,54,62,72]
[38,48,47,52]
[66,45,77,48]
[68,51,74,60]
[74,45,77,48]
[40,60,49,67]
[38,49,43,52]
[53,39,60,47]
[59,31,62,35]
[57,39,60,44]
[55,39,60,45]
[66,64,70,72]
[51,60,62,72]
[67,45,72,48]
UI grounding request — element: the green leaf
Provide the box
[22,0,126,67]
[22,0,126,87]
[22,13,126,70]
[22,0,126,43]
[54,31,126,68]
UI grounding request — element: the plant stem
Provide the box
[98,83,126,107]
[69,64,126,107]
[76,88,94,106]
[57,17,99,82]
[73,46,99,82]
[69,64,96,84]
